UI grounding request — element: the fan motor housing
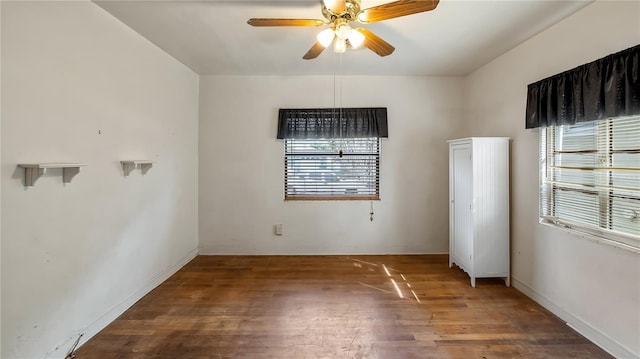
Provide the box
[322,0,361,22]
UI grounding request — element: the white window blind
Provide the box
[540,116,640,249]
[284,137,380,200]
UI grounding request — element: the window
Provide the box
[284,137,380,200]
[539,116,640,249]
[277,107,388,201]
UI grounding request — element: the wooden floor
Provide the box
[76,255,612,358]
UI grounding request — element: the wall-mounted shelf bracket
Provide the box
[120,160,153,177]
[17,163,88,186]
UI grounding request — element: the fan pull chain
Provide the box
[338,52,346,154]
[332,49,343,156]
[333,48,337,126]
[370,201,374,222]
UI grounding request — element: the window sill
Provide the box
[539,218,640,254]
[285,196,380,201]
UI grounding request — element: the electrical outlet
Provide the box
[274,224,283,236]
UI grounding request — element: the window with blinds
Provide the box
[284,137,380,200]
[540,116,640,249]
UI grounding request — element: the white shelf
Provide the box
[17,163,88,186]
[120,160,153,177]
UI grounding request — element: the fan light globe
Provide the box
[317,28,335,48]
[335,22,351,40]
[348,30,365,48]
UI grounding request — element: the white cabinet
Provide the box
[448,137,510,287]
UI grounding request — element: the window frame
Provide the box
[283,137,381,201]
[539,117,640,252]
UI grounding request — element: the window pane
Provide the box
[553,153,597,187]
[611,153,640,189]
[611,194,640,235]
[540,116,640,247]
[285,138,380,200]
[553,188,599,226]
[612,117,640,150]
[555,122,596,151]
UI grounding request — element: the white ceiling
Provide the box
[94,0,593,76]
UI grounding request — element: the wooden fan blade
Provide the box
[247,18,325,27]
[323,0,347,14]
[358,0,439,23]
[354,27,395,57]
[303,41,327,60]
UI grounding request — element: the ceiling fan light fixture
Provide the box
[348,29,364,48]
[249,0,439,59]
[334,38,347,53]
[317,28,335,47]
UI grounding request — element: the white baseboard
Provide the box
[51,248,198,358]
[197,250,450,255]
[512,277,638,359]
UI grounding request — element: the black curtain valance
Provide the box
[526,44,640,129]
[277,107,388,139]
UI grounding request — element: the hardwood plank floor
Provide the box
[76,255,612,358]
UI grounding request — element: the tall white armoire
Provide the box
[448,137,510,287]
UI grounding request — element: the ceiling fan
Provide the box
[247,0,439,60]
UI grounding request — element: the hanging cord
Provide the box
[370,201,374,222]
[65,333,83,359]
[339,53,343,126]
[337,53,347,156]
[333,48,337,127]
[333,50,344,157]
[339,53,345,153]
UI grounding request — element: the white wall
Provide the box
[199,75,463,254]
[0,3,3,355]
[464,1,640,357]
[2,0,636,358]
[1,2,199,358]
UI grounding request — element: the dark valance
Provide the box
[277,108,388,139]
[526,44,640,129]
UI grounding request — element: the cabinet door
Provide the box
[451,144,473,268]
